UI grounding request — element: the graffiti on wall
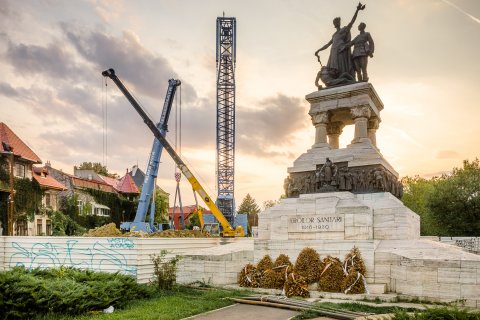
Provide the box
[8,238,137,276]
[454,238,480,254]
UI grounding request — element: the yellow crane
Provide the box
[102,69,244,237]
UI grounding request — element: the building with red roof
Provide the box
[168,205,213,230]
[0,123,41,183]
[0,123,56,236]
[115,171,140,199]
[46,164,120,217]
[33,166,67,211]
[74,167,140,198]
[0,122,41,165]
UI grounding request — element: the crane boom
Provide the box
[120,78,180,232]
[102,68,243,237]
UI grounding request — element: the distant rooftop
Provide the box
[32,166,67,191]
[0,122,41,163]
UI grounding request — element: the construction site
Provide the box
[1,2,480,319]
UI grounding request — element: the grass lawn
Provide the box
[315,301,420,314]
[35,286,249,320]
[293,302,480,320]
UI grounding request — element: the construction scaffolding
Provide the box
[216,16,236,225]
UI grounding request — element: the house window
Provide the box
[45,193,51,207]
[14,163,25,178]
[46,220,52,235]
[77,199,84,215]
[37,219,43,235]
[51,194,57,210]
[16,221,28,236]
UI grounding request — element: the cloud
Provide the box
[0,82,21,98]
[0,0,11,17]
[0,22,202,172]
[91,0,125,24]
[0,0,18,30]
[138,93,308,160]
[436,150,460,159]
[237,94,308,156]
[4,40,85,79]
[60,23,197,102]
[0,15,307,175]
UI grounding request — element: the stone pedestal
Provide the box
[286,83,401,198]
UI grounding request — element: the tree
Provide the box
[75,162,118,178]
[401,176,443,236]
[238,193,260,228]
[263,200,278,210]
[263,195,285,210]
[186,212,201,230]
[427,159,480,236]
[150,187,169,224]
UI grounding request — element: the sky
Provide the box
[1,0,479,209]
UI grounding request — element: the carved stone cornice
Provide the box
[310,111,330,126]
[327,121,345,135]
[350,106,371,119]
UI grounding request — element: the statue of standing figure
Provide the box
[315,2,377,88]
[317,158,338,188]
[342,22,374,82]
[315,3,365,80]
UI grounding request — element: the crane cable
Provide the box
[172,84,185,230]
[102,77,108,168]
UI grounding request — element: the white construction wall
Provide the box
[0,236,246,283]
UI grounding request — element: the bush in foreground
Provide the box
[0,266,153,319]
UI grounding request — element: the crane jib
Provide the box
[102,68,239,235]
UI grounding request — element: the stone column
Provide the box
[368,118,380,148]
[350,106,371,144]
[327,121,344,149]
[310,111,330,148]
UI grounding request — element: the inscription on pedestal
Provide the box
[288,214,344,232]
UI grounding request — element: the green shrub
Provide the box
[0,266,153,319]
[150,250,179,290]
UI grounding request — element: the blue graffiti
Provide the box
[9,239,137,276]
[108,238,135,249]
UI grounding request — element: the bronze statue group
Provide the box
[315,2,374,89]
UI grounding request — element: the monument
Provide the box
[177,3,480,307]
[255,2,480,305]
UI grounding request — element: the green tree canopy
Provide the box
[262,195,285,210]
[238,193,260,228]
[75,162,118,178]
[263,200,278,210]
[401,176,441,235]
[186,212,201,230]
[427,159,480,236]
[402,158,480,236]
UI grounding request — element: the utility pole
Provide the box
[7,152,14,236]
[216,15,236,226]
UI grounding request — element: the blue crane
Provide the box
[120,78,181,232]
[103,68,244,237]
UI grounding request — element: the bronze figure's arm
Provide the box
[315,39,332,56]
[347,2,365,29]
[367,32,375,57]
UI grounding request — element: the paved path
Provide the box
[185,303,299,320]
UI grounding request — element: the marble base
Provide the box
[257,192,418,241]
[288,141,397,177]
